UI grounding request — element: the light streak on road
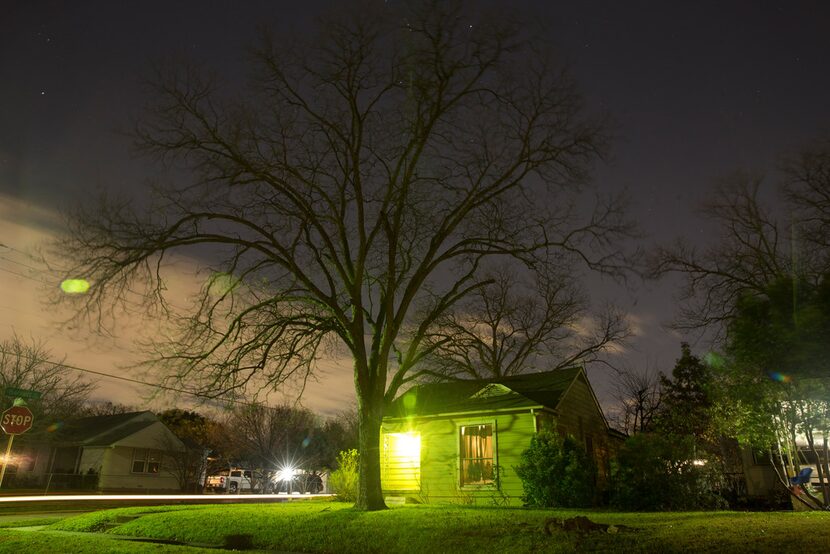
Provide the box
[0,493,333,503]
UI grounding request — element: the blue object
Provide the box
[790,467,812,486]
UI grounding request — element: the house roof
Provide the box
[386,366,584,418]
[55,411,158,446]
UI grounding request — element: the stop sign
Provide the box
[1,406,34,435]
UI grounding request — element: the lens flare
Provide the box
[768,372,792,383]
[60,279,90,294]
[47,421,64,433]
[403,391,417,412]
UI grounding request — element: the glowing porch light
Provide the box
[390,432,421,459]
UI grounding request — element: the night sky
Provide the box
[2,1,829,414]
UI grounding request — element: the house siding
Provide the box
[551,374,613,483]
[382,410,536,505]
[97,445,180,491]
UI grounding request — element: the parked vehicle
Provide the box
[205,468,259,493]
[269,468,325,494]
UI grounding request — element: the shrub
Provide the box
[610,433,727,511]
[515,431,596,508]
[328,449,359,502]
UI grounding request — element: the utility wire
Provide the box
[0,347,259,408]
[0,253,43,274]
[0,265,50,284]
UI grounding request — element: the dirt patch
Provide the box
[544,516,637,535]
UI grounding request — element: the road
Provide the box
[0,493,332,519]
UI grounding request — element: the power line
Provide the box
[0,253,43,274]
[0,265,50,285]
[0,347,256,408]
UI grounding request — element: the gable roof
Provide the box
[386,366,584,418]
[55,411,158,446]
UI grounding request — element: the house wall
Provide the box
[739,448,779,500]
[78,446,107,473]
[98,445,180,492]
[551,374,613,483]
[382,410,536,505]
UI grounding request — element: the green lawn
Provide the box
[3,501,829,553]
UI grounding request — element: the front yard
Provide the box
[1,500,829,553]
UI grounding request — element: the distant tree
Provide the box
[226,403,321,471]
[55,1,631,510]
[158,409,223,492]
[82,401,140,417]
[652,139,830,509]
[721,277,830,509]
[420,265,628,380]
[609,364,662,435]
[0,335,94,435]
[655,343,713,439]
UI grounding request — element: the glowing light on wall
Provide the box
[382,432,421,491]
[60,279,90,294]
[392,432,421,459]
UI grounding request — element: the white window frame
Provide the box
[131,448,162,474]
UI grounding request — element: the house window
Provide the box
[131,448,161,474]
[460,424,494,486]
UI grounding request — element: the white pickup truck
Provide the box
[205,468,258,493]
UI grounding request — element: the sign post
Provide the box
[0,402,35,488]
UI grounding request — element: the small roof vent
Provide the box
[470,383,512,399]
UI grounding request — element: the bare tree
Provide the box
[54,1,630,509]
[226,403,318,471]
[81,401,140,417]
[0,335,94,434]
[158,409,222,492]
[783,136,830,260]
[650,176,790,335]
[652,138,830,509]
[419,264,628,379]
[609,364,662,435]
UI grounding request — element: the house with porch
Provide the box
[381,366,620,505]
[11,411,186,492]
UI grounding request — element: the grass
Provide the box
[30,500,830,553]
[0,518,62,528]
[0,529,222,553]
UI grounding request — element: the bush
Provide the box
[515,431,596,508]
[610,433,727,511]
[328,449,359,502]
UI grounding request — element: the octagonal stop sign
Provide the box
[1,405,34,435]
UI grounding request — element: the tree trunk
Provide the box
[354,395,387,511]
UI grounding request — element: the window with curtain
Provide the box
[459,424,494,486]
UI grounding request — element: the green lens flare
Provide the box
[403,391,417,412]
[60,278,90,294]
[208,272,240,296]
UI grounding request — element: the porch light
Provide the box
[390,432,420,459]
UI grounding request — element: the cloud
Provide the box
[0,193,362,415]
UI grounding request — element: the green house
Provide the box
[381,366,618,504]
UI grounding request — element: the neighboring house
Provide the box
[14,411,186,493]
[381,366,619,504]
